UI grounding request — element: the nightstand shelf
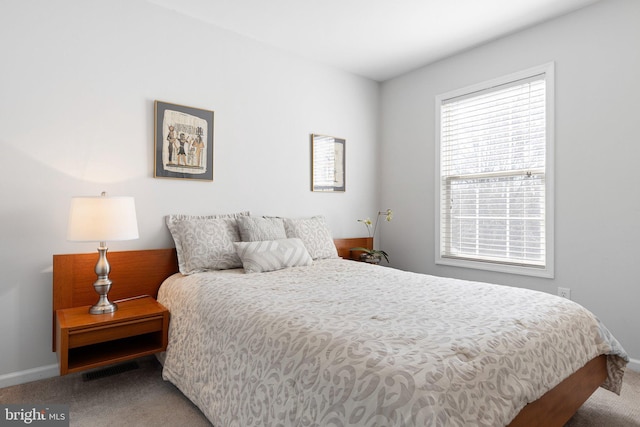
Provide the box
[55,296,169,375]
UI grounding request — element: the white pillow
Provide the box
[282,216,338,260]
[237,216,287,242]
[166,212,249,274]
[234,238,313,273]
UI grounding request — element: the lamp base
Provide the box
[89,299,118,314]
[89,245,118,315]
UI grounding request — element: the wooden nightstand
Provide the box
[333,237,373,261]
[55,296,169,375]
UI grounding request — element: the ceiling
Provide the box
[147,0,600,82]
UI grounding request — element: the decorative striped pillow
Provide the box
[234,238,313,273]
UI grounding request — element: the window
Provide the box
[435,63,554,277]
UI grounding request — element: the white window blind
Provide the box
[437,65,553,275]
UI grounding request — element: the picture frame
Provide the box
[154,100,214,181]
[311,134,345,192]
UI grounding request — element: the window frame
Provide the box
[435,63,555,278]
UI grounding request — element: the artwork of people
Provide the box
[155,101,214,181]
[167,125,177,164]
[160,110,209,174]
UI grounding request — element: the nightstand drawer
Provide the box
[68,316,164,348]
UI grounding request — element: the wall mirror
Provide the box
[311,134,345,192]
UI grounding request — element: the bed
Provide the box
[52,216,628,427]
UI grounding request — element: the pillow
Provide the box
[234,238,313,273]
[166,212,249,274]
[167,212,249,221]
[237,216,287,242]
[282,216,338,260]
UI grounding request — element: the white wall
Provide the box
[0,0,379,383]
[380,0,640,365]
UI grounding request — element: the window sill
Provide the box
[436,256,554,278]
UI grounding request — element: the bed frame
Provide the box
[52,237,606,427]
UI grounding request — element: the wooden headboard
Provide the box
[52,248,178,311]
[52,237,370,310]
[52,237,371,349]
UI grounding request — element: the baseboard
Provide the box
[0,363,59,389]
[627,357,640,373]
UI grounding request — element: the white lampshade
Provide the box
[67,195,139,242]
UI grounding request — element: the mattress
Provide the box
[157,259,627,427]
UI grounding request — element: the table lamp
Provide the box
[67,192,139,314]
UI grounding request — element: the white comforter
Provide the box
[157,259,627,427]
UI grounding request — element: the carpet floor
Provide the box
[1,356,638,426]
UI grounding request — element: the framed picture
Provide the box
[154,100,214,181]
[311,134,345,192]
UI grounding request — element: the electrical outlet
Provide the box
[558,287,571,299]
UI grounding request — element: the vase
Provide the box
[359,253,381,264]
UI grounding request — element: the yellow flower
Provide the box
[357,209,393,238]
[357,218,373,236]
[359,218,373,226]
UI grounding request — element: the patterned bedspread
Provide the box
[157,259,627,427]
